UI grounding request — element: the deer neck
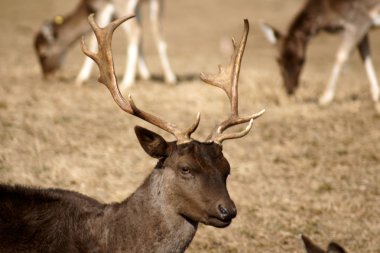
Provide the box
[104,168,198,253]
[282,10,321,61]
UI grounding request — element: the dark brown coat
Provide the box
[0,127,237,253]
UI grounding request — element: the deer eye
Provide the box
[179,166,191,175]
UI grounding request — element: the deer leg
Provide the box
[319,31,359,105]
[135,8,150,81]
[358,35,380,103]
[372,14,380,26]
[137,42,151,80]
[75,3,114,86]
[150,0,177,84]
[370,7,380,26]
[119,17,141,89]
[118,0,141,89]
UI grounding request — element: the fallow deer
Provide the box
[34,0,176,89]
[34,0,107,77]
[260,0,380,109]
[301,234,347,253]
[1,16,264,252]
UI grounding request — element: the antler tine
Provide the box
[81,14,134,113]
[200,20,249,116]
[182,112,201,136]
[214,119,254,143]
[81,15,200,144]
[201,19,265,144]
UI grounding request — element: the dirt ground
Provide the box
[1,0,380,252]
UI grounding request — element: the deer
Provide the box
[34,0,107,78]
[1,15,265,253]
[301,234,347,253]
[34,0,177,89]
[259,0,380,110]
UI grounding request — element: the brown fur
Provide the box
[34,0,108,77]
[264,0,380,94]
[0,126,237,253]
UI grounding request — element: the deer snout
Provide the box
[283,73,300,96]
[217,200,237,221]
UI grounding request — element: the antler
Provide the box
[81,14,200,144]
[200,19,265,144]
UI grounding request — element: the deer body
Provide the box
[0,168,197,253]
[260,0,380,108]
[34,0,107,75]
[34,0,176,89]
[4,16,264,253]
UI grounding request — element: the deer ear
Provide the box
[327,242,346,253]
[301,235,325,253]
[135,126,168,159]
[259,21,283,45]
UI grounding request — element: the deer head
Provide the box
[34,17,67,77]
[81,15,264,228]
[259,22,306,95]
[34,0,103,78]
[301,235,347,253]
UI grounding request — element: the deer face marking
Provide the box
[34,22,64,77]
[135,126,237,228]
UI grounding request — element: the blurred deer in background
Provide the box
[301,235,347,253]
[34,0,106,76]
[1,16,264,253]
[260,0,380,108]
[34,0,176,89]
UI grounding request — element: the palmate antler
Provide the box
[81,14,200,144]
[200,19,265,144]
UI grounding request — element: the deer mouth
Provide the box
[205,216,233,228]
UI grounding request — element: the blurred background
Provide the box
[1,0,380,252]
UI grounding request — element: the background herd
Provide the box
[1,0,380,252]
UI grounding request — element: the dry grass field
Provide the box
[1,0,380,252]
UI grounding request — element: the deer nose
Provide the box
[217,203,237,220]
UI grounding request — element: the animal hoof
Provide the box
[318,94,333,106]
[120,76,135,90]
[75,75,87,86]
[140,73,151,81]
[166,75,177,85]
